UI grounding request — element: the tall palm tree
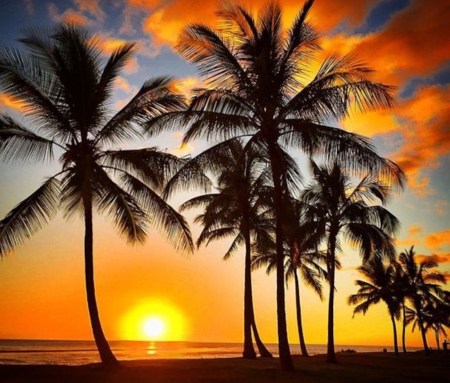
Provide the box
[398,246,447,354]
[348,258,401,355]
[147,0,404,370]
[302,161,400,363]
[177,139,273,358]
[0,24,192,366]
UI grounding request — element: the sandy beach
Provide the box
[1,352,447,383]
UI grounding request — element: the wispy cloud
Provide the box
[425,230,450,251]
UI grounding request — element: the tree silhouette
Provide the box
[399,247,447,354]
[176,139,273,358]
[0,24,192,366]
[302,161,400,362]
[252,196,327,357]
[349,258,401,355]
[147,0,404,370]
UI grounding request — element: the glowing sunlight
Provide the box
[121,299,187,341]
[143,317,165,339]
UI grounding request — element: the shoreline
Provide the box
[1,352,448,383]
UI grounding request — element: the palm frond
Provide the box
[0,114,55,163]
[0,177,60,256]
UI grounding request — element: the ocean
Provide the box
[0,340,418,365]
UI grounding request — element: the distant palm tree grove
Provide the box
[0,0,448,372]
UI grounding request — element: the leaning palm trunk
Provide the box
[269,144,294,371]
[390,313,399,356]
[83,194,118,367]
[251,317,273,358]
[294,269,309,356]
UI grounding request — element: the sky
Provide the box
[0,0,449,349]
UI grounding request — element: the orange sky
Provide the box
[0,0,449,350]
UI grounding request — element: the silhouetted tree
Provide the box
[0,24,192,367]
[147,0,404,370]
[399,247,447,354]
[302,161,400,362]
[177,139,273,358]
[348,258,401,355]
[252,196,327,357]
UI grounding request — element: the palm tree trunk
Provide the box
[419,319,429,354]
[326,232,337,364]
[415,299,429,355]
[268,142,294,372]
[390,313,399,356]
[402,303,407,353]
[251,317,273,357]
[83,194,118,367]
[435,329,440,351]
[243,228,257,359]
[294,269,308,356]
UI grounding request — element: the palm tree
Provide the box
[422,300,449,350]
[302,161,400,363]
[348,258,401,355]
[0,24,192,366]
[399,246,447,354]
[252,243,326,357]
[147,0,404,371]
[177,139,273,358]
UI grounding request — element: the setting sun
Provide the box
[121,299,187,341]
[143,317,165,339]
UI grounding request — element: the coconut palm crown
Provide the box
[0,24,193,366]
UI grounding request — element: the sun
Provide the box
[143,317,165,339]
[121,299,187,341]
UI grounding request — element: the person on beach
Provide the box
[443,339,448,352]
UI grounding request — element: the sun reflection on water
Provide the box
[147,341,157,355]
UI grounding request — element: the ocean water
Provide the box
[0,340,418,365]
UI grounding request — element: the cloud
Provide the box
[348,0,450,86]
[175,77,205,98]
[443,271,450,282]
[435,200,449,216]
[0,93,27,113]
[72,0,105,22]
[425,230,450,251]
[390,84,450,195]
[47,4,89,25]
[415,253,450,265]
[114,77,134,93]
[395,225,422,249]
[169,131,195,157]
[139,0,378,48]
[120,0,162,35]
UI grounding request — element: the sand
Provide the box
[0,352,448,383]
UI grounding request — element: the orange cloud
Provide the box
[349,0,450,86]
[390,84,450,195]
[0,93,26,112]
[114,77,133,93]
[395,224,423,249]
[425,230,450,251]
[140,0,377,47]
[416,253,450,265]
[443,271,450,282]
[175,77,205,98]
[169,132,195,157]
